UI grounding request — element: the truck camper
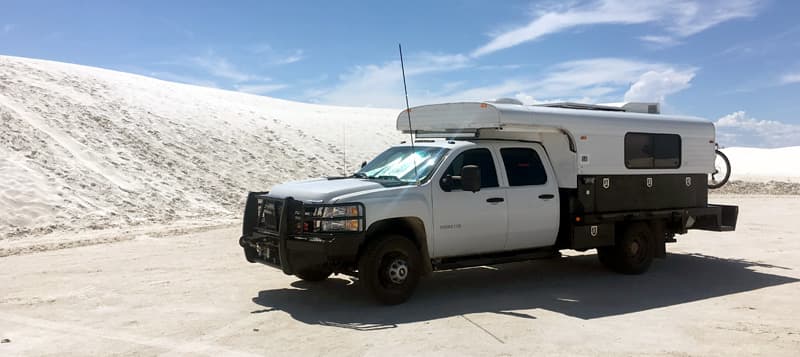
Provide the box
[239,100,738,304]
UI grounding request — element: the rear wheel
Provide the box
[295,266,332,282]
[358,235,422,305]
[598,223,655,274]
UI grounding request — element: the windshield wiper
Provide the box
[354,173,407,182]
[372,175,402,181]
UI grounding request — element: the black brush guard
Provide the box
[239,192,365,275]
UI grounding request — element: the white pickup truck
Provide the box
[239,101,738,304]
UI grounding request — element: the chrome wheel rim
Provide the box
[387,258,409,284]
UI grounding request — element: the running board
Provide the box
[432,247,559,271]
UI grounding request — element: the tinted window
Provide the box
[625,133,681,169]
[443,148,499,189]
[500,148,547,186]
[653,134,681,168]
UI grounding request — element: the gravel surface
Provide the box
[713,180,800,195]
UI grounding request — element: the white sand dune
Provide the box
[1,55,797,240]
[721,146,800,183]
[0,55,402,239]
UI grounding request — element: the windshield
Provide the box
[356,146,450,184]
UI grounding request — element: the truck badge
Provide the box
[646,177,653,188]
[686,177,692,187]
[590,226,598,237]
[602,178,610,189]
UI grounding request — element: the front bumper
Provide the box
[238,193,365,275]
[239,232,364,274]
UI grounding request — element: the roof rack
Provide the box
[536,102,660,114]
[537,102,624,112]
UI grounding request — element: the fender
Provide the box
[365,217,433,275]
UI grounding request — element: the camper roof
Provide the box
[395,101,712,140]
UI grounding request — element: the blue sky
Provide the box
[1,0,799,147]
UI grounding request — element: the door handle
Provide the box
[486,197,505,203]
[538,194,555,199]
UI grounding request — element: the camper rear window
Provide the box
[624,133,681,169]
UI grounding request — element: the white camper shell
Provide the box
[397,101,716,189]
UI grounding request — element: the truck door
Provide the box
[432,147,508,257]
[497,145,560,250]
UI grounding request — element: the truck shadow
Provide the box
[251,253,797,330]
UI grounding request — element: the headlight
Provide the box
[318,219,362,232]
[315,205,363,218]
[304,204,365,233]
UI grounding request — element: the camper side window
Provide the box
[500,148,547,186]
[625,133,681,169]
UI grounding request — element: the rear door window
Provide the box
[500,148,548,186]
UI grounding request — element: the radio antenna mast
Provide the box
[399,43,419,184]
[342,120,346,176]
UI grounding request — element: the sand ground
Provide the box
[1,195,799,356]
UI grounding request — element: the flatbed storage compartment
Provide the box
[576,174,707,214]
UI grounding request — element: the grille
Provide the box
[258,198,284,232]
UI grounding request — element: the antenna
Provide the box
[342,120,346,176]
[399,43,419,184]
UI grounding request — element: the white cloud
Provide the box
[235,83,289,95]
[780,72,800,84]
[664,0,759,37]
[442,58,695,104]
[639,35,682,47]
[311,53,472,107]
[156,51,286,95]
[472,0,760,57]
[315,56,695,108]
[186,52,266,83]
[272,49,305,65]
[624,68,696,102]
[715,111,800,148]
[249,44,307,65]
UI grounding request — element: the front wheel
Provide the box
[358,235,422,305]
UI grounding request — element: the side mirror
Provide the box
[361,161,367,168]
[440,175,454,192]
[460,165,481,192]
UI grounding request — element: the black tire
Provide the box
[596,246,615,270]
[600,223,655,275]
[295,266,332,282]
[708,149,731,189]
[358,235,422,305]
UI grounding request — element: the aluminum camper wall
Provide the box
[398,102,716,190]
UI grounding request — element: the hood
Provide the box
[266,178,390,202]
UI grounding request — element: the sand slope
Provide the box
[0,55,401,239]
[1,55,798,240]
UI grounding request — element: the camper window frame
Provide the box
[624,132,682,170]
